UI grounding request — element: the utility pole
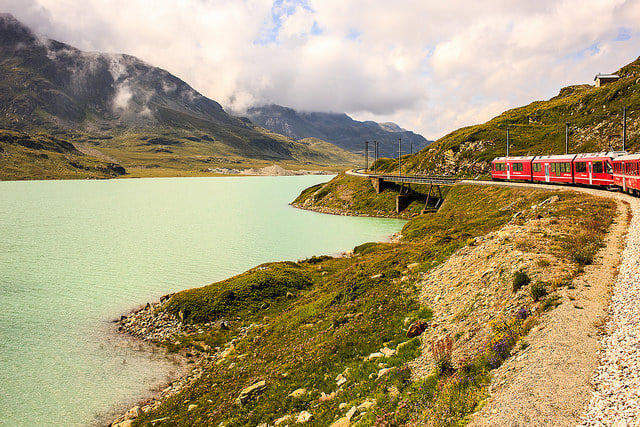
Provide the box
[565,122,569,155]
[364,141,369,171]
[623,106,627,152]
[506,125,510,157]
[410,140,413,156]
[373,140,378,173]
[398,137,402,176]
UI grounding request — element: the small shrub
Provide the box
[530,282,548,301]
[431,336,455,375]
[512,270,530,292]
[542,295,562,311]
[536,259,551,267]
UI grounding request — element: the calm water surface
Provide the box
[0,176,404,426]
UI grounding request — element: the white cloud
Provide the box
[1,0,640,139]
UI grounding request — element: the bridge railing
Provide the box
[351,169,459,185]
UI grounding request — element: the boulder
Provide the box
[346,406,358,420]
[330,417,351,427]
[124,406,140,420]
[236,380,267,406]
[406,320,428,338]
[377,368,392,378]
[380,347,396,357]
[365,351,384,361]
[288,388,306,398]
[296,411,313,423]
[358,399,376,410]
[188,404,198,412]
[274,415,292,425]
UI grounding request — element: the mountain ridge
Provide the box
[239,103,431,158]
[0,14,360,178]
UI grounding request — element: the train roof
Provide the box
[533,154,576,161]
[574,151,627,159]
[613,153,640,161]
[492,156,535,161]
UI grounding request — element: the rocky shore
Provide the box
[110,299,265,427]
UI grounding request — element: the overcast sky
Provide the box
[2,0,640,139]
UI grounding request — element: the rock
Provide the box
[188,404,197,412]
[380,347,396,357]
[124,406,140,420]
[296,411,313,423]
[236,380,267,406]
[319,391,336,402]
[217,344,235,364]
[346,406,358,420]
[358,399,376,410]
[113,421,133,427]
[330,417,351,427]
[336,373,347,386]
[370,273,384,279]
[274,415,292,425]
[377,367,392,378]
[406,320,429,338]
[365,351,384,361]
[338,403,348,410]
[407,262,420,270]
[288,388,306,398]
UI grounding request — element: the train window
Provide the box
[550,163,556,173]
[562,162,570,173]
[606,161,613,174]
[593,161,603,174]
[533,163,541,173]
[575,162,587,173]
[513,163,523,172]
[495,162,505,171]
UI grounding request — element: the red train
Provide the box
[491,151,640,194]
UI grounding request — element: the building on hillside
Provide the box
[594,73,620,87]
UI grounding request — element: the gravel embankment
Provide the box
[581,195,640,425]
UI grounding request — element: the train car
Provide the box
[573,152,624,188]
[532,154,576,184]
[613,154,640,194]
[491,156,534,181]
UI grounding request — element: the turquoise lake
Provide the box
[0,176,405,426]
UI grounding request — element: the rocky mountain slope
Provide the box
[375,57,640,176]
[0,14,358,178]
[241,104,431,158]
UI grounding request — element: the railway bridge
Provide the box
[346,169,460,213]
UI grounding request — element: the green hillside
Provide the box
[376,57,640,177]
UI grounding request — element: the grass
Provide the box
[292,172,450,218]
[130,178,617,426]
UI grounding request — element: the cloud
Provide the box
[1,0,640,139]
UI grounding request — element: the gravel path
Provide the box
[458,181,640,425]
[580,194,640,425]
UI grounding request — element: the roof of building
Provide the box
[594,73,620,81]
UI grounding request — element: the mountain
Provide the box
[241,104,431,158]
[0,14,358,179]
[377,57,640,176]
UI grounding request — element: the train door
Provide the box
[588,162,592,185]
[544,164,550,182]
[507,163,511,180]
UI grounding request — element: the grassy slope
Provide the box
[131,179,615,426]
[292,173,450,218]
[375,57,640,176]
[0,128,122,180]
